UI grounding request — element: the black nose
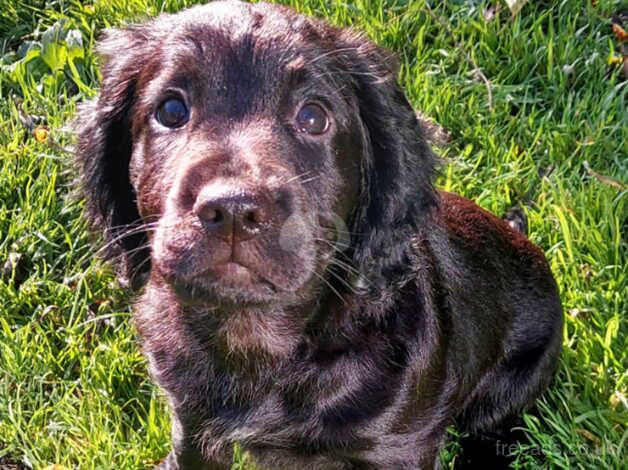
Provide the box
[193,189,269,242]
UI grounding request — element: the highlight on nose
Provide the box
[193,187,270,242]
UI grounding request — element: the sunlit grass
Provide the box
[0,0,625,468]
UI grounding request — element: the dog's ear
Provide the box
[76,26,153,287]
[336,32,438,289]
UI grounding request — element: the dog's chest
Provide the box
[207,393,363,469]
[199,355,409,466]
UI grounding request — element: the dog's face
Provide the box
[127,3,365,304]
[78,1,436,307]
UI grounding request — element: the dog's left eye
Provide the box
[295,103,329,135]
[156,98,189,128]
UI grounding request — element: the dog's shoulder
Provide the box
[433,191,549,271]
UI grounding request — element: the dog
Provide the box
[76,2,563,468]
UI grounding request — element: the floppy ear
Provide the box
[337,32,438,289]
[76,27,153,287]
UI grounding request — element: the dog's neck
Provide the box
[134,265,407,379]
[211,306,306,363]
[135,278,310,368]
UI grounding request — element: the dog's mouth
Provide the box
[152,211,321,305]
[164,259,280,305]
[196,261,278,293]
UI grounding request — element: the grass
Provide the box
[0,0,626,468]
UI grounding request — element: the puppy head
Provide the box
[77,1,436,306]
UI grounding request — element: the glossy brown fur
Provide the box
[76,2,563,469]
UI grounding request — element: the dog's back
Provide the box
[428,191,562,433]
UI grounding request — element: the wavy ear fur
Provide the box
[76,27,153,287]
[337,32,438,289]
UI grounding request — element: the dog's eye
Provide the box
[156,98,189,128]
[295,103,329,135]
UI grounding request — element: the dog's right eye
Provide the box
[156,98,189,128]
[295,103,329,135]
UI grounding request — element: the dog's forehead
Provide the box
[173,1,309,36]
[143,2,335,117]
[161,1,323,55]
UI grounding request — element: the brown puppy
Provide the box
[76,2,562,469]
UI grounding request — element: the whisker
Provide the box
[96,225,157,256]
[305,47,360,66]
[102,221,160,235]
[102,242,152,261]
[324,264,359,295]
[310,69,391,82]
[311,270,346,305]
[279,171,311,185]
[102,214,160,232]
[278,170,321,188]
[313,223,364,237]
[127,253,153,280]
[296,175,321,185]
[327,256,363,278]
[314,237,373,287]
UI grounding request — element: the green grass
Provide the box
[0,0,626,468]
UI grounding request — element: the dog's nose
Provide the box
[193,190,269,242]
